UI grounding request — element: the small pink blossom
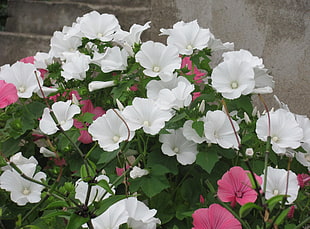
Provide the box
[129,84,138,91]
[192,204,242,229]
[287,205,295,219]
[217,166,262,207]
[297,173,310,188]
[199,195,205,204]
[74,99,105,144]
[0,80,18,108]
[181,57,205,83]
[192,92,201,101]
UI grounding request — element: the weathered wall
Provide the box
[0,0,309,115]
[172,0,310,115]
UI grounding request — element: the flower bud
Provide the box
[199,100,205,113]
[243,112,251,124]
[40,147,56,158]
[130,166,149,179]
[245,148,254,157]
[88,80,115,92]
[116,99,125,111]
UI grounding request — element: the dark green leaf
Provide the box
[196,150,219,173]
[44,201,69,210]
[65,213,89,229]
[96,180,114,195]
[274,207,290,226]
[239,202,263,218]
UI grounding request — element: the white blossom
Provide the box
[261,167,300,205]
[159,128,198,165]
[39,100,81,135]
[130,166,149,179]
[98,46,129,73]
[61,52,91,81]
[135,41,181,82]
[50,31,82,58]
[88,80,116,92]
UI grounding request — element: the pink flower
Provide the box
[74,100,105,144]
[217,166,262,207]
[129,84,138,91]
[192,92,201,100]
[192,204,241,229]
[297,173,310,188]
[0,80,18,108]
[181,57,205,83]
[287,205,295,219]
[199,195,205,204]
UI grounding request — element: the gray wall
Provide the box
[1,0,309,115]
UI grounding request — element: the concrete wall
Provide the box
[1,0,309,115]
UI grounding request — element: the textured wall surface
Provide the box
[1,0,309,115]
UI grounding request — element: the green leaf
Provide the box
[81,112,95,123]
[41,210,71,219]
[192,120,204,137]
[196,150,219,173]
[44,201,69,210]
[140,175,170,198]
[96,180,114,195]
[65,213,89,229]
[266,194,287,208]
[1,138,20,156]
[274,207,290,226]
[239,202,263,218]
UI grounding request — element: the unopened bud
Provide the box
[245,148,254,157]
[199,100,205,113]
[116,99,125,111]
[40,147,56,158]
[252,106,257,117]
[244,112,251,124]
[71,93,79,105]
[88,80,115,92]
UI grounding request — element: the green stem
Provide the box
[21,194,49,223]
[295,216,310,229]
[263,136,271,194]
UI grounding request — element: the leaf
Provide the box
[274,207,290,226]
[65,213,89,229]
[140,175,170,198]
[266,194,287,208]
[41,210,71,219]
[96,180,114,195]
[44,201,69,210]
[192,120,204,137]
[196,150,219,173]
[1,138,20,157]
[239,202,263,218]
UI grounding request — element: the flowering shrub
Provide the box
[0,10,309,229]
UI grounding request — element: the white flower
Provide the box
[79,11,120,41]
[135,41,181,82]
[130,166,149,179]
[2,152,38,171]
[61,52,91,81]
[0,163,46,206]
[182,119,207,144]
[114,21,151,55]
[204,110,240,149]
[122,98,173,135]
[36,86,58,98]
[256,109,303,154]
[211,59,255,99]
[222,49,274,94]
[159,128,198,165]
[146,75,194,110]
[88,80,116,92]
[160,20,212,55]
[98,46,129,73]
[295,151,310,171]
[75,175,114,205]
[39,100,81,135]
[34,51,53,69]
[245,148,254,157]
[261,167,300,205]
[207,33,234,51]
[88,109,134,152]
[50,31,82,58]
[39,147,56,158]
[295,114,310,149]
[0,62,42,98]
[91,199,129,229]
[124,197,161,229]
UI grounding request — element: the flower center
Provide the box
[186,44,193,50]
[59,120,66,125]
[22,187,31,195]
[173,147,179,153]
[272,136,279,143]
[235,191,243,198]
[97,32,104,37]
[18,86,26,93]
[231,81,238,89]
[305,154,310,162]
[112,135,120,143]
[152,66,160,72]
[143,120,150,127]
[273,189,279,195]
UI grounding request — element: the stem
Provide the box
[263,136,271,194]
[87,221,95,229]
[21,195,49,223]
[295,216,310,229]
